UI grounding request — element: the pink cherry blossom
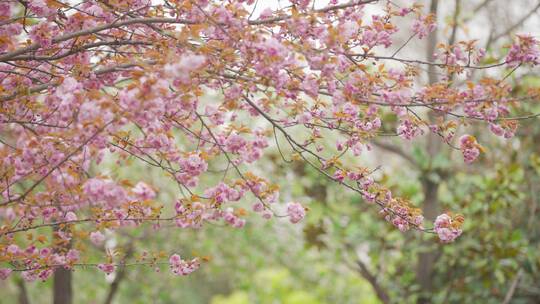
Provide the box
[169,254,200,276]
[97,264,115,274]
[287,202,306,224]
[132,182,156,201]
[412,14,436,39]
[66,249,80,263]
[90,231,106,246]
[434,214,463,243]
[459,135,481,164]
[65,212,78,221]
[505,35,540,67]
[0,268,12,280]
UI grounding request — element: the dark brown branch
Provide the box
[372,140,418,168]
[491,3,540,42]
[9,40,153,61]
[503,269,524,304]
[355,259,391,304]
[448,0,461,46]
[0,1,379,63]
[248,0,378,24]
[1,216,177,236]
[0,18,194,62]
[0,61,150,102]
[16,278,31,304]
[346,52,506,70]
[103,244,135,304]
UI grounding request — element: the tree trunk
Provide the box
[103,244,134,304]
[16,278,30,304]
[53,264,73,304]
[52,225,73,304]
[425,0,439,86]
[416,1,440,303]
[416,177,440,304]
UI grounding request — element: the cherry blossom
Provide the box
[459,135,482,164]
[132,182,157,201]
[505,35,540,67]
[90,231,106,246]
[97,263,115,275]
[169,254,200,276]
[287,202,306,224]
[412,14,436,39]
[434,214,464,243]
[0,0,537,280]
[0,268,12,280]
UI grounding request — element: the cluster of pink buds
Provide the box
[169,254,200,276]
[505,35,540,67]
[459,135,483,164]
[97,263,115,275]
[434,214,464,243]
[412,13,436,39]
[286,202,306,224]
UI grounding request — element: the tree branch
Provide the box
[103,243,135,304]
[492,3,540,42]
[503,269,524,304]
[0,18,194,62]
[372,140,418,168]
[16,278,31,304]
[0,1,379,63]
[355,259,391,304]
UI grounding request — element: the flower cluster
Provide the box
[380,198,424,232]
[0,246,81,282]
[222,208,247,228]
[397,118,423,140]
[174,200,207,228]
[434,42,486,68]
[132,182,157,201]
[459,135,482,164]
[83,178,128,207]
[177,154,209,187]
[489,120,518,138]
[286,202,306,224]
[90,231,106,246]
[169,254,200,276]
[505,35,540,67]
[163,53,207,83]
[412,13,436,39]
[0,268,12,280]
[434,214,464,243]
[97,263,115,275]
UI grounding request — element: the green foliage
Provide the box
[211,268,380,304]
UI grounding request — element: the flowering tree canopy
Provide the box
[0,0,538,283]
